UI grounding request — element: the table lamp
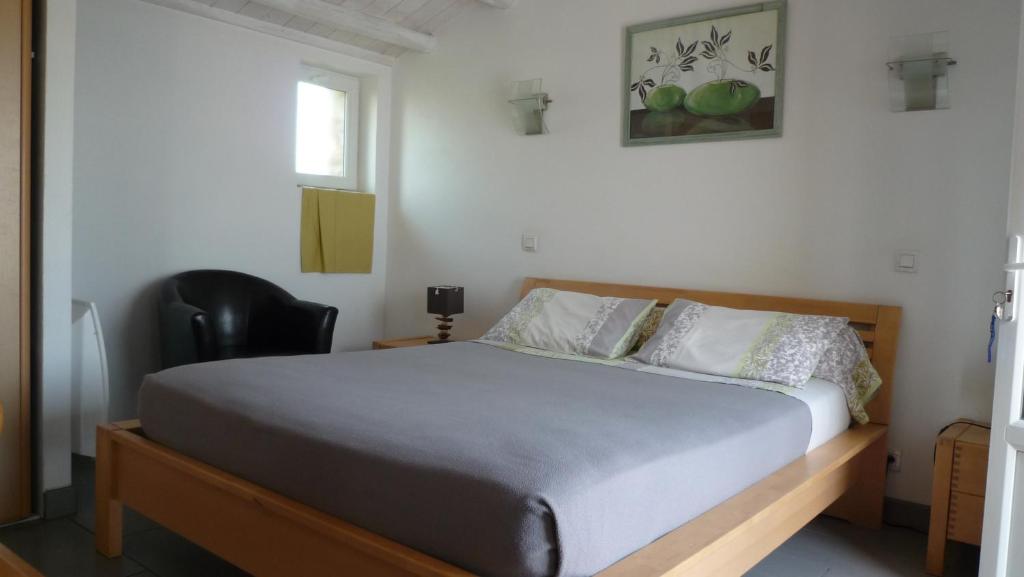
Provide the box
[427,286,464,344]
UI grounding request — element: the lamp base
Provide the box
[431,316,454,344]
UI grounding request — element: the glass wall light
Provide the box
[509,78,553,135]
[887,32,956,112]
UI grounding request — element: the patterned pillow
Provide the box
[482,288,657,359]
[813,326,882,425]
[630,306,666,354]
[632,299,848,388]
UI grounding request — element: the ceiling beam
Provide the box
[476,0,518,7]
[258,0,437,53]
[141,0,396,66]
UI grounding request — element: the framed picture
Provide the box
[623,1,786,146]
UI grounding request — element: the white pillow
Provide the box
[632,298,848,387]
[483,288,657,359]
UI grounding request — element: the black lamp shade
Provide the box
[427,286,464,317]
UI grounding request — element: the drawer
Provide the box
[952,441,989,496]
[947,491,984,546]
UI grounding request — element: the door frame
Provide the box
[19,0,33,520]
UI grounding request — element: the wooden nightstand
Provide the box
[926,422,990,576]
[372,336,434,350]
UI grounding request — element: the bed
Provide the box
[95,278,902,577]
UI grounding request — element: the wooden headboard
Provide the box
[520,278,902,426]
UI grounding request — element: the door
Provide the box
[981,234,1024,577]
[0,0,32,522]
[981,4,1024,575]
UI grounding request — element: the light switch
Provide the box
[895,252,918,273]
[522,234,539,253]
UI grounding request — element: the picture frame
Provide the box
[623,1,787,146]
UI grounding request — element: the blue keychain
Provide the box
[989,313,997,364]
[991,291,1010,363]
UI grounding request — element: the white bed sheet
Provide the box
[628,364,851,452]
[788,378,852,451]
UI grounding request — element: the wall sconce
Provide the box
[887,32,956,112]
[509,78,552,135]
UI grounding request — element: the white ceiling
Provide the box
[140,0,513,63]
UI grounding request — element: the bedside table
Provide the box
[372,336,434,350]
[926,421,990,576]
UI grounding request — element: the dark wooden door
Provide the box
[0,0,32,522]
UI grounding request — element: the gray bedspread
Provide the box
[138,342,811,577]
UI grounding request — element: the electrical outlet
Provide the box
[888,449,902,473]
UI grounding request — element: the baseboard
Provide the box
[883,497,930,534]
[41,485,75,520]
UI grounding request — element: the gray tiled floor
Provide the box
[0,456,979,577]
[746,515,979,577]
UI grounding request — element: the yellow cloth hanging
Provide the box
[300,187,375,274]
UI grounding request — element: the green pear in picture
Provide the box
[684,80,761,117]
[644,85,687,112]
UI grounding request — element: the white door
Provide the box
[980,5,1024,575]
[980,234,1024,577]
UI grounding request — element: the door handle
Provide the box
[1000,235,1024,322]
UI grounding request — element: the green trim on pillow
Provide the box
[735,313,791,379]
[629,307,665,354]
[848,358,883,425]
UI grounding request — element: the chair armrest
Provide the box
[158,301,215,368]
[279,299,339,354]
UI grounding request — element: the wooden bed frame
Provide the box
[96,278,902,577]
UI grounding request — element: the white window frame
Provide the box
[296,65,360,191]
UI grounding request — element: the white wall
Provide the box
[73,0,392,420]
[37,0,77,498]
[386,0,1020,505]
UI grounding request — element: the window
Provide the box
[296,66,359,190]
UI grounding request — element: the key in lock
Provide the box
[994,290,1014,321]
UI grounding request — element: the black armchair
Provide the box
[159,270,339,369]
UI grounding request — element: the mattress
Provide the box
[139,342,818,577]
[792,377,852,450]
[631,364,850,452]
